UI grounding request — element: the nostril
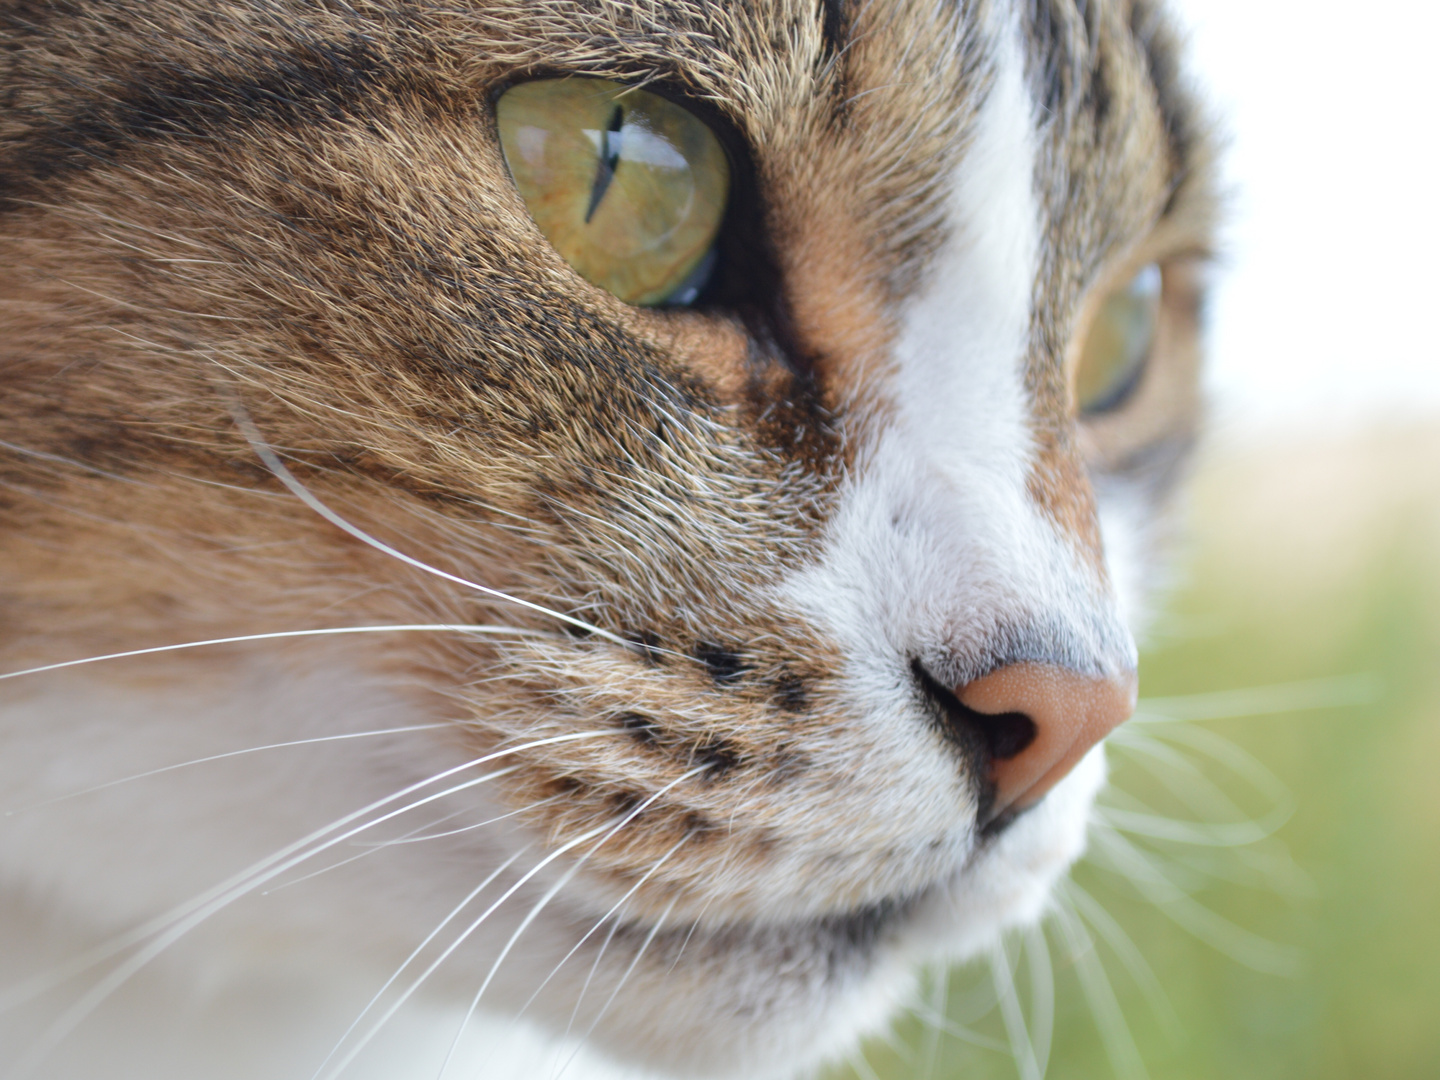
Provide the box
[909,659,1037,763]
[981,708,1038,761]
[957,661,1137,819]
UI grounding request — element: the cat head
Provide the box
[0,0,1214,1075]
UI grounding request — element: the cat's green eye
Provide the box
[1073,262,1162,414]
[496,78,730,307]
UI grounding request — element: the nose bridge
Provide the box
[957,662,1136,821]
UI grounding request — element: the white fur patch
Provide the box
[782,9,1134,966]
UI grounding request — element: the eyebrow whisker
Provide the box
[227,400,653,653]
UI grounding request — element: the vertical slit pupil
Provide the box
[585,104,625,223]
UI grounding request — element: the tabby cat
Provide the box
[0,1,1214,1077]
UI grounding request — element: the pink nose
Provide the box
[956,663,1137,818]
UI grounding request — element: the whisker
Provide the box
[4,722,453,816]
[305,846,531,1080]
[558,907,625,1054]
[553,895,679,1080]
[1093,805,1280,849]
[1134,673,1382,723]
[917,967,947,1080]
[512,833,692,1026]
[436,766,712,1078]
[872,1016,916,1066]
[1058,880,1181,1042]
[265,793,564,895]
[1050,899,1148,1080]
[258,803,482,894]
[2,731,619,1071]
[1088,825,1303,976]
[6,763,524,1076]
[989,939,1041,1080]
[314,821,614,1080]
[905,1002,1009,1054]
[6,729,608,1003]
[1023,923,1054,1080]
[0,438,149,487]
[1116,722,1293,815]
[435,861,590,1079]
[1106,726,1293,837]
[364,795,563,847]
[226,402,649,652]
[1,758,492,1010]
[662,889,719,977]
[847,1047,885,1080]
[0,624,549,685]
[0,434,290,502]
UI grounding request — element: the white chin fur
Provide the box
[903,746,1109,966]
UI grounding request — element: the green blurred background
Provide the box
[832,423,1440,1080]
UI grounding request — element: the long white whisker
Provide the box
[259,803,482,894]
[662,886,723,980]
[365,796,562,848]
[435,861,589,1079]
[2,730,605,1009]
[306,846,531,1080]
[905,1002,1009,1054]
[1,732,615,1027]
[1105,727,1293,841]
[0,438,147,486]
[559,908,624,1054]
[0,758,489,1011]
[1117,722,1293,816]
[554,895,678,1080]
[6,762,531,1077]
[227,403,639,650]
[917,967,947,1080]
[436,765,711,1078]
[1058,880,1181,1041]
[1050,899,1148,1080]
[265,795,560,895]
[1093,805,1281,848]
[0,624,549,684]
[847,1047,884,1080]
[513,833,692,1026]
[990,939,1041,1080]
[314,822,613,1080]
[1088,825,1303,976]
[1024,923,1055,1080]
[5,722,452,816]
[0,433,290,502]
[1134,673,1382,723]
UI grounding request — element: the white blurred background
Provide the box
[1173,0,1440,431]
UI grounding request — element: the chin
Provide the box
[530,750,1109,1080]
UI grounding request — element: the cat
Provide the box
[0,1,1215,1077]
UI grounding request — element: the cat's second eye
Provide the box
[1073,262,1162,415]
[496,78,730,307]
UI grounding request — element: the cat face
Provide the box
[0,1,1213,1077]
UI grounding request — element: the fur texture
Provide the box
[0,2,1215,1077]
